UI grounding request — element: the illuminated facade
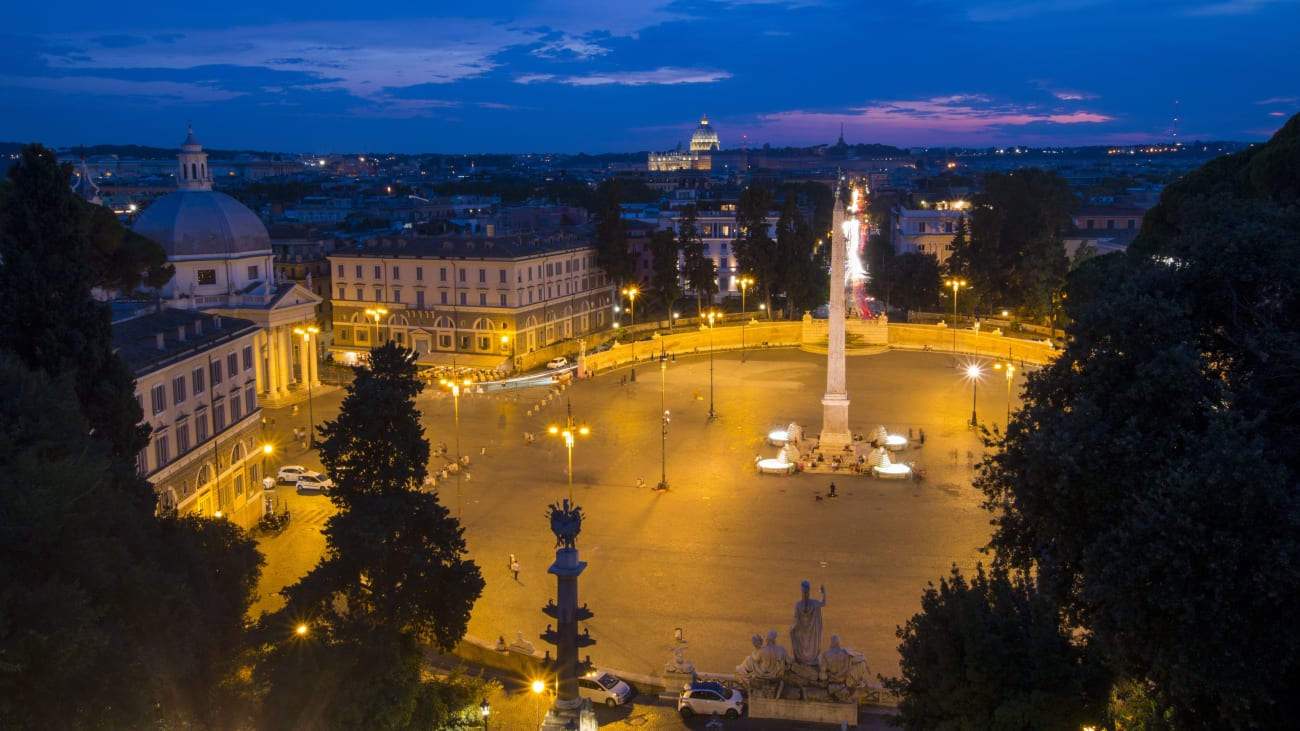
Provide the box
[327,232,613,370]
[889,201,969,265]
[648,115,721,172]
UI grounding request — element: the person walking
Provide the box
[511,558,521,581]
[828,482,838,498]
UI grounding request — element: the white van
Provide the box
[578,670,634,707]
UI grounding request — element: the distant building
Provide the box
[658,202,778,301]
[889,202,969,265]
[649,115,721,172]
[326,229,614,371]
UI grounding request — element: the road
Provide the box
[252,348,1017,727]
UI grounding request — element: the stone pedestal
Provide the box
[750,696,858,726]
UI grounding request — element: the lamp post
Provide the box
[994,361,1016,427]
[501,334,513,373]
[706,311,721,419]
[293,325,319,446]
[658,349,670,491]
[440,377,471,519]
[531,679,545,730]
[738,275,754,362]
[944,278,967,361]
[622,286,639,326]
[261,443,273,489]
[364,307,388,353]
[479,699,490,731]
[965,364,982,427]
[548,401,589,502]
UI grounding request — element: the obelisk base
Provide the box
[819,393,853,453]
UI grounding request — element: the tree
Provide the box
[772,190,824,318]
[953,169,1074,318]
[887,564,1108,731]
[647,228,682,321]
[881,252,943,314]
[261,342,484,728]
[0,145,150,458]
[678,204,716,314]
[732,185,778,314]
[591,178,635,288]
[972,115,1300,729]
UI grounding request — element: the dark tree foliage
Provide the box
[732,184,778,312]
[679,204,716,315]
[79,200,174,293]
[880,252,943,314]
[647,228,682,318]
[591,178,636,287]
[888,564,1108,731]
[0,354,263,730]
[949,169,1075,318]
[772,191,824,318]
[262,343,484,729]
[974,116,1300,730]
[0,144,149,458]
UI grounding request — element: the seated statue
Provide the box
[819,635,871,701]
[756,630,790,680]
[736,634,764,686]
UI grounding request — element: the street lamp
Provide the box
[965,364,982,427]
[944,278,967,360]
[261,443,273,488]
[364,307,388,352]
[622,286,639,326]
[501,334,513,373]
[440,377,471,519]
[479,699,490,730]
[658,349,671,491]
[738,275,754,363]
[706,310,722,419]
[531,679,545,730]
[293,326,319,446]
[994,361,1016,427]
[548,402,589,502]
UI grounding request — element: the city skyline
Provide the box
[4,0,1297,155]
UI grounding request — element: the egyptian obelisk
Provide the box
[819,178,852,452]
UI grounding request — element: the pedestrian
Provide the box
[511,558,521,581]
[292,404,299,416]
[828,482,838,498]
[918,428,926,445]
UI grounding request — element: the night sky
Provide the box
[3,0,1297,154]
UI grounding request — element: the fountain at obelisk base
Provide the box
[539,499,599,731]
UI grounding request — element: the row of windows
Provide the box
[147,385,257,472]
[149,346,253,415]
[194,265,261,286]
[335,257,595,286]
[334,278,599,308]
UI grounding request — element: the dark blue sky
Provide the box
[3,0,1297,154]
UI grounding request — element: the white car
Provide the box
[295,471,334,494]
[578,670,634,707]
[546,357,569,370]
[678,680,744,719]
[277,465,307,484]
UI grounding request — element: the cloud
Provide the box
[1184,0,1285,16]
[0,73,244,103]
[530,35,612,59]
[1255,96,1297,105]
[753,95,1114,145]
[515,66,731,86]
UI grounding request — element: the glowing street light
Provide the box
[965,364,983,427]
[621,286,639,326]
[944,278,967,361]
[738,275,754,363]
[440,377,472,519]
[658,349,671,491]
[293,325,319,445]
[531,679,545,730]
[706,310,722,419]
[548,402,590,502]
[364,307,388,351]
[994,361,1016,427]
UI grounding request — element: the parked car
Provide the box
[677,680,744,719]
[295,471,334,494]
[578,670,634,707]
[546,356,569,370]
[277,465,307,484]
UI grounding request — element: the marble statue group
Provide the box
[735,581,872,702]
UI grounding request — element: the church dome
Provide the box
[690,114,720,153]
[134,190,271,258]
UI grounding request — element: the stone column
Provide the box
[263,329,281,399]
[307,329,319,387]
[275,326,292,397]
